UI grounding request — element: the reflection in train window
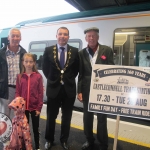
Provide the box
[113,27,150,66]
[33,52,43,70]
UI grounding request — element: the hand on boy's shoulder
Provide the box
[35,110,40,116]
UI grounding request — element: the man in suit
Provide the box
[42,27,79,150]
[77,27,114,150]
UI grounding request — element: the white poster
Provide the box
[89,64,150,120]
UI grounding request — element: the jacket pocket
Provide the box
[0,61,6,81]
[0,82,5,96]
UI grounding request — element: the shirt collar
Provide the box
[87,43,99,52]
[86,45,99,56]
[57,44,67,52]
[6,46,21,54]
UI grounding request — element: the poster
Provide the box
[0,113,12,143]
[89,65,150,120]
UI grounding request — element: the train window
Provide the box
[29,39,82,70]
[1,37,8,48]
[113,27,150,66]
[30,43,46,49]
[68,42,79,49]
[29,41,48,70]
[139,50,150,67]
[68,39,82,50]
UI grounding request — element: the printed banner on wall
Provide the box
[89,64,150,120]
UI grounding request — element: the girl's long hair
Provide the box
[19,53,39,82]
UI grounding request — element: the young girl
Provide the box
[15,53,43,150]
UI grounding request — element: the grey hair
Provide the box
[96,32,99,36]
[85,32,99,37]
[8,28,21,36]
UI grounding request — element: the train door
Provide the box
[1,37,8,48]
[113,27,150,66]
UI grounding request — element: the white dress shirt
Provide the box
[57,44,67,65]
[86,45,99,66]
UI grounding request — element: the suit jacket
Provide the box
[42,44,79,99]
[78,44,114,95]
[0,45,26,99]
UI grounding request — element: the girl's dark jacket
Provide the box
[0,45,26,99]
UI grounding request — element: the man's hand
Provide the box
[35,111,40,116]
[77,93,83,103]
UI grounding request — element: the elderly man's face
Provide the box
[85,31,99,48]
[56,28,69,46]
[8,30,21,47]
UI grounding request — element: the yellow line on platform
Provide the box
[40,115,150,148]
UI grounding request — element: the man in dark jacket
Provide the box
[77,27,114,150]
[0,28,26,117]
[42,27,79,150]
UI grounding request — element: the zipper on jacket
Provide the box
[26,75,30,110]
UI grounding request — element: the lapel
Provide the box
[65,44,71,67]
[96,44,105,64]
[83,48,91,66]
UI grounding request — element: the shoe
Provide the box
[98,146,108,150]
[35,144,40,150]
[45,142,53,150]
[99,148,108,150]
[82,141,94,150]
[98,145,108,150]
[61,142,69,150]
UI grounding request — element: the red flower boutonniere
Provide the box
[101,55,106,60]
